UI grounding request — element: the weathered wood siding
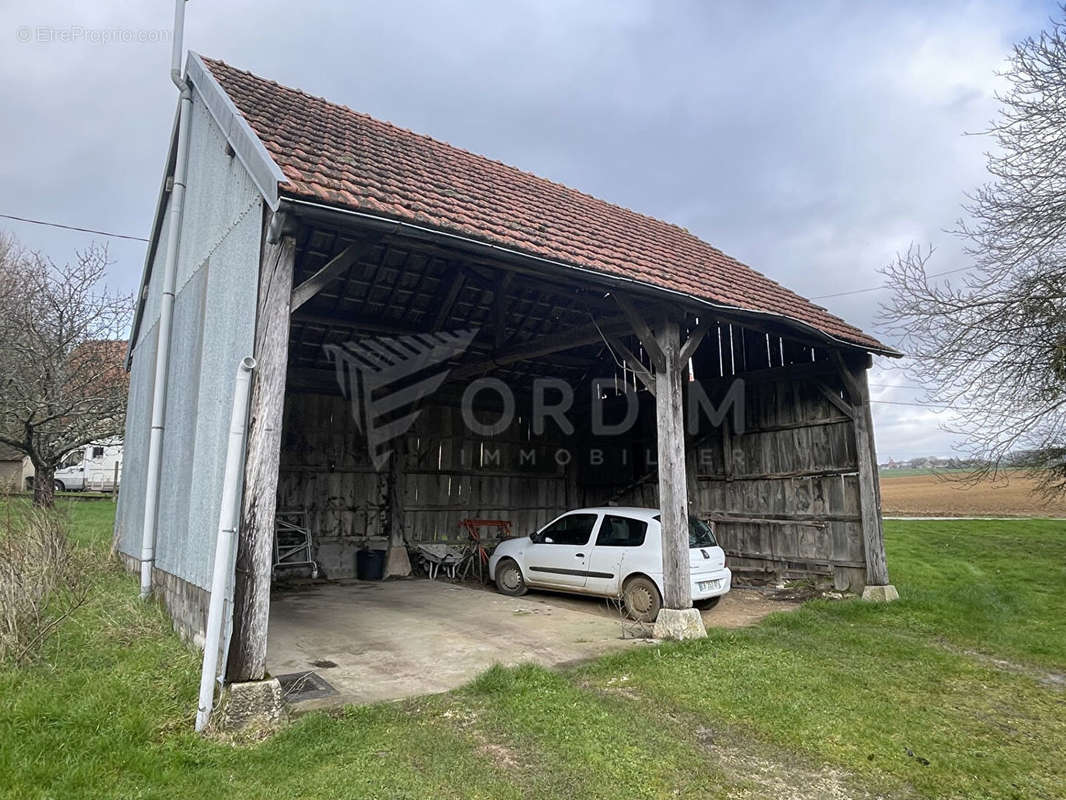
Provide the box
[402,405,575,542]
[279,329,878,591]
[599,348,871,591]
[278,394,575,576]
[695,373,867,590]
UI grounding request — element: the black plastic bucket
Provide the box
[356,548,386,580]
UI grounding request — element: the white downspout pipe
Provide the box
[196,357,256,733]
[140,0,192,598]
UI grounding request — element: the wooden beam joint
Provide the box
[291,238,377,312]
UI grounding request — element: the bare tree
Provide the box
[881,10,1066,498]
[0,234,132,507]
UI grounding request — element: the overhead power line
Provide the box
[868,398,1008,414]
[2,212,980,300]
[0,212,149,243]
[868,382,928,391]
[809,265,975,301]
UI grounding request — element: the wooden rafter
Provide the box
[432,265,467,331]
[291,240,366,311]
[448,316,630,382]
[494,271,514,348]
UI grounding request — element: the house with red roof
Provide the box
[115,52,898,705]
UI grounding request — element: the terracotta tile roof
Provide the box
[201,56,894,354]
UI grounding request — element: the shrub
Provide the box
[0,502,93,664]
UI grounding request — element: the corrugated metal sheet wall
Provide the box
[116,92,262,590]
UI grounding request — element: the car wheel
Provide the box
[622,576,662,623]
[53,480,65,493]
[494,558,527,597]
[696,596,722,610]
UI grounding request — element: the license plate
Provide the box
[698,579,721,592]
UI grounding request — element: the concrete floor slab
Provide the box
[266,579,795,709]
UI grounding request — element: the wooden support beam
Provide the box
[653,314,693,610]
[432,267,467,331]
[292,310,418,335]
[831,351,873,402]
[290,242,364,311]
[721,414,735,480]
[383,436,411,578]
[678,317,713,365]
[448,316,630,382]
[606,336,655,395]
[844,362,890,587]
[816,381,856,420]
[227,233,296,682]
[613,293,667,371]
[685,444,700,514]
[494,271,514,349]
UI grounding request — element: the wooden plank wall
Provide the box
[403,405,574,542]
[278,393,382,541]
[695,375,867,589]
[594,329,870,591]
[279,328,872,590]
[278,394,575,568]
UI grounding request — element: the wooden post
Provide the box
[384,437,411,577]
[841,360,890,588]
[226,234,295,682]
[654,315,693,610]
[721,414,734,481]
[685,444,699,515]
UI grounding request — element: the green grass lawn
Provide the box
[1,504,1064,799]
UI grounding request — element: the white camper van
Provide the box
[51,440,124,493]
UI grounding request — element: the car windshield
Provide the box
[653,515,719,547]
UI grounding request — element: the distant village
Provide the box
[879,456,986,471]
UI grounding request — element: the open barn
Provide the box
[115,53,899,709]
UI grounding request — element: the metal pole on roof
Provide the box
[139,0,193,599]
[196,357,256,733]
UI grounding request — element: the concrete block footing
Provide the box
[215,678,286,733]
[861,584,900,603]
[652,607,708,641]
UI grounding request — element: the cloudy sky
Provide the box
[0,0,1056,460]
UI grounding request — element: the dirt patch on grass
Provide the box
[880,472,1066,517]
[938,641,1066,690]
[705,588,803,627]
[581,680,903,800]
[477,742,522,770]
[694,725,907,800]
[440,705,526,771]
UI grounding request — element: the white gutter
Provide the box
[140,0,192,598]
[196,356,256,733]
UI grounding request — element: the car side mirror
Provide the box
[530,532,544,544]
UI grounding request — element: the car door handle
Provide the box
[575,553,584,558]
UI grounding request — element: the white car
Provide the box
[489,507,731,622]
